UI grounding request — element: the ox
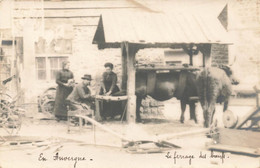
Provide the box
[134,69,198,123]
[196,65,239,127]
[113,65,239,127]
[114,69,199,123]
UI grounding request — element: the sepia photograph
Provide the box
[0,0,260,168]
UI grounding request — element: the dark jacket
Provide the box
[67,82,92,104]
[100,71,119,94]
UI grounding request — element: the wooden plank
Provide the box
[217,128,260,149]
[75,115,131,141]
[236,107,260,129]
[95,95,127,101]
[136,66,200,71]
[156,128,209,141]
[207,144,260,156]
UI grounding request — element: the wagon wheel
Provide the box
[1,114,22,135]
[0,93,13,103]
[223,110,238,128]
[40,100,55,114]
[0,94,12,111]
[38,88,56,112]
[0,103,22,135]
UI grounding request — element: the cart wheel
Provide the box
[0,111,22,135]
[41,100,55,114]
[223,110,238,128]
[38,87,56,112]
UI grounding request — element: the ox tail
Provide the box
[198,68,209,110]
[198,68,213,127]
[204,68,211,127]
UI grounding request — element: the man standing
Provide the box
[66,74,94,116]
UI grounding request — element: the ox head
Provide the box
[218,64,239,85]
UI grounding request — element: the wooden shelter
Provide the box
[92,11,231,123]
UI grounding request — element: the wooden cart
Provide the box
[207,85,260,156]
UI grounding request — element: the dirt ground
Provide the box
[0,97,260,168]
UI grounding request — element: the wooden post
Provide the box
[189,44,193,66]
[201,44,212,67]
[125,42,138,123]
[197,44,212,67]
[95,99,102,121]
[121,43,127,90]
[189,52,193,66]
[22,24,36,104]
[15,37,23,104]
[182,44,193,66]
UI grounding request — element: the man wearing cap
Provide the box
[66,74,94,116]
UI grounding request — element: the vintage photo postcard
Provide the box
[0,0,260,168]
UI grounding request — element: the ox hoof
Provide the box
[136,118,142,123]
[180,117,184,123]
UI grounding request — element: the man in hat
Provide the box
[66,74,94,116]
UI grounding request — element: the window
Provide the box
[36,57,46,80]
[35,56,68,81]
[49,57,68,80]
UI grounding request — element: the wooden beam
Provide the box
[125,42,138,123]
[198,44,211,67]
[121,43,127,90]
[95,95,128,101]
[236,107,260,129]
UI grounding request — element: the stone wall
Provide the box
[71,25,122,94]
[228,0,260,86]
[140,96,165,119]
[211,44,229,66]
